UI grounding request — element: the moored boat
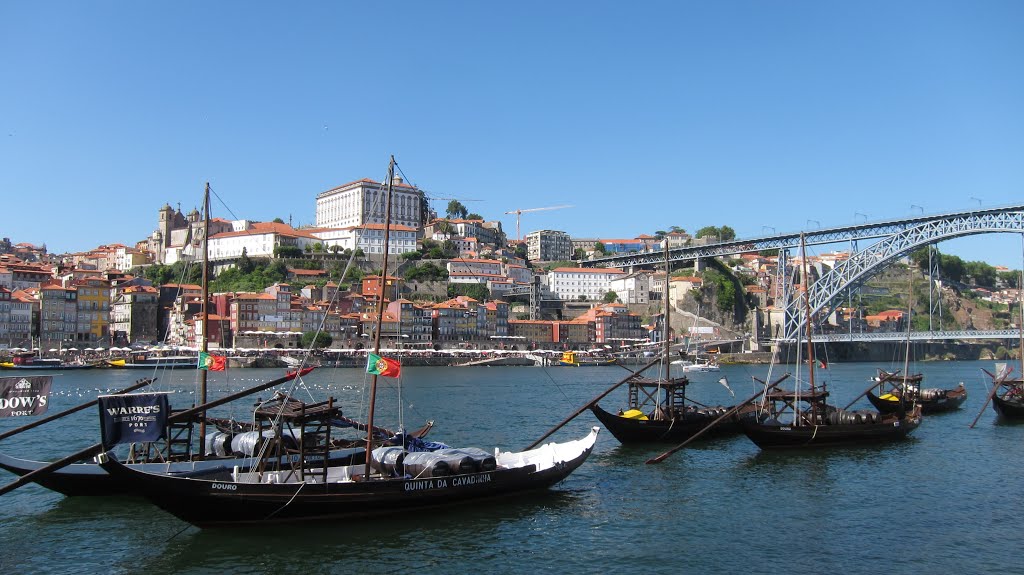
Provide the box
[94,156,598,526]
[866,381,966,415]
[97,425,598,526]
[740,232,922,450]
[591,375,743,443]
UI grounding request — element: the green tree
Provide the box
[999,270,1021,289]
[237,247,255,274]
[594,241,607,255]
[266,260,289,282]
[272,217,285,224]
[448,283,489,301]
[300,331,333,349]
[466,213,483,220]
[446,200,468,219]
[695,225,736,241]
[603,291,618,303]
[275,245,303,258]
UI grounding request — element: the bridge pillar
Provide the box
[694,257,706,272]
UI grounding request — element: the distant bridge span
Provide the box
[782,209,1024,341]
[582,203,1024,269]
[581,204,1024,343]
[808,330,1022,343]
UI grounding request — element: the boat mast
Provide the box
[801,233,818,419]
[1018,233,1023,381]
[363,156,396,480]
[198,183,211,451]
[901,270,913,400]
[662,242,670,381]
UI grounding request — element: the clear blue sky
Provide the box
[3,2,1023,267]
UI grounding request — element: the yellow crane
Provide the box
[504,205,573,241]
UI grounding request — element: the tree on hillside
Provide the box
[446,200,469,219]
[999,271,1020,289]
[272,217,285,224]
[466,213,483,220]
[594,241,607,255]
[603,291,619,303]
[237,248,255,274]
[448,283,489,301]
[695,225,736,241]
[300,331,332,349]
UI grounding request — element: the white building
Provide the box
[610,272,650,304]
[310,223,419,256]
[207,222,320,260]
[503,263,532,285]
[546,267,627,301]
[315,177,425,230]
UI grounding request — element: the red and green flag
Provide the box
[198,351,227,371]
[366,353,401,378]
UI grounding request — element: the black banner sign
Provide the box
[98,393,169,449]
[0,376,52,417]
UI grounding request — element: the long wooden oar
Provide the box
[646,377,786,465]
[0,378,156,443]
[524,356,663,450]
[969,369,1005,429]
[0,367,315,497]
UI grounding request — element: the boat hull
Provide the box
[992,395,1024,419]
[739,413,921,449]
[98,428,599,526]
[0,448,364,497]
[866,388,966,414]
[590,403,739,443]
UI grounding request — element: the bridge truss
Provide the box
[782,209,1024,341]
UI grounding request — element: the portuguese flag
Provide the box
[198,351,227,371]
[366,353,401,378]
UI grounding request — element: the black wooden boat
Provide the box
[740,388,922,449]
[0,445,365,497]
[591,376,745,443]
[992,389,1024,419]
[866,383,966,414]
[93,157,600,526]
[740,232,922,450]
[98,426,599,526]
[589,242,741,445]
[987,372,1024,420]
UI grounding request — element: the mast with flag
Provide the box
[198,182,211,454]
[363,156,397,480]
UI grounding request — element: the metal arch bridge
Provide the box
[581,203,1024,269]
[580,203,1024,342]
[781,208,1024,341]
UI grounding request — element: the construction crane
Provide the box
[504,205,573,241]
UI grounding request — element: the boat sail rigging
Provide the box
[589,244,744,444]
[973,233,1024,424]
[738,233,923,449]
[93,156,599,526]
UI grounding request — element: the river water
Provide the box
[0,360,1019,575]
